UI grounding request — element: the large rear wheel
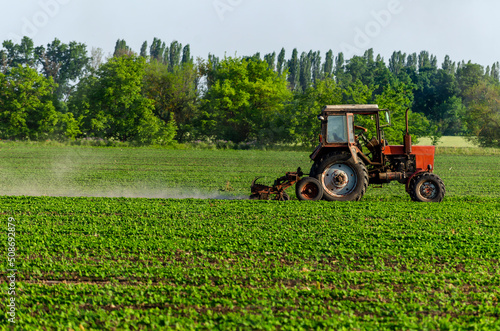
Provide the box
[409,172,445,202]
[315,154,368,201]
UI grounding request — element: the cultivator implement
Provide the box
[250,168,304,201]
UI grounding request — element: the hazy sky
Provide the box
[2,0,498,67]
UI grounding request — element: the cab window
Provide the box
[326,115,348,143]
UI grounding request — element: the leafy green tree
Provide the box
[200,56,291,143]
[388,51,406,77]
[0,37,36,70]
[69,55,176,144]
[143,61,199,142]
[250,52,261,61]
[345,56,368,85]
[373,79,430,144]
[286,77,342,146]
[0,66,60,139]
[201,54,220,89]
[456,62,484,95]
[264,52,276,71]
[88,47,105,73]
[344,49,384,90]
[417,51,437,75]
[441,55,456,74]
[433,96,466,135]
[405,52,418,77]
[342,80,373,104]
[113,39,132,57]
[34,38,90,101]
[371,55,392,96]
[431,70,465,135]
[463,81,500,147]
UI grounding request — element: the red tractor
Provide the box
[251,104,445,202]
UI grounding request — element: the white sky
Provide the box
[1,0,498,67]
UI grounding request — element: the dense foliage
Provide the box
[1,37,500,146]
[199,57,291,143]
[68,56,176,144]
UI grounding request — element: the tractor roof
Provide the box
[322,104,382,114]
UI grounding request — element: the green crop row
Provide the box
[1,196,499,329]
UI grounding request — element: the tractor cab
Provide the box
[311,104,390,164]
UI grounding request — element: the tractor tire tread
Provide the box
[409,172,445,202]
[315,154,368,202]
[296,177,323,201]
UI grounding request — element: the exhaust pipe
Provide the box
[379,172,404,181]
[404,108,412,155]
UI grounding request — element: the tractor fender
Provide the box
[310,147,351,163]
[405,170,427,193]
[309,144,322,161]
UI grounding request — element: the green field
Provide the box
[0,143,498,199]
[1,144,499,329]
[416,136,476,148]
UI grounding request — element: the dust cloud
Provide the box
[0,148,248,200]
[0,183,248,200]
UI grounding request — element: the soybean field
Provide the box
[0,144,499,329]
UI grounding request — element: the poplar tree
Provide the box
[491,62,499,81]
[299,51,312,91]
[287,48,299,91]
[388,51,405,76]
[181,45,192,65]
[113,39,131,57]
[441,55,456,74]
[264,52,276,70]
[140,41,148,58]
[150,38,165,62]
[323,50,333,78]
[311,51,321,85]
[169,41,182,70]
[277,48,286,76]
[334,52,346,85]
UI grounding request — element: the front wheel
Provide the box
[296,177,323,201]
[409,172,445,202]
[315,154,368,201]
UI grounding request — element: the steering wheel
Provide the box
[354,125,370,145]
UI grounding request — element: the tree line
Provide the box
[0,36,498,147]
